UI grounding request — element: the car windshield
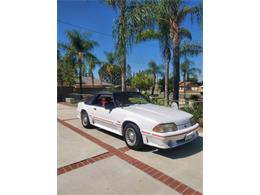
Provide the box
[114,92,150,106]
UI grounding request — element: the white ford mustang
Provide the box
[77,91,199,150]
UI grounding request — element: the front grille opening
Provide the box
[177,122,191,130]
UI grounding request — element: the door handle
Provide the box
[93,108,97,110]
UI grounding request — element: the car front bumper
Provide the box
[142,123,199,149]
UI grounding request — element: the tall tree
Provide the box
[147,60,162,95]
[99,51,118,85]
[181,57,201,98]
[181,57,201,82]
[166,0,202,102]
[57,49,63,86]
[180,41,202,80]
[57,53,76,87]
[181,58,193,99]
[181,58,193,82]
[105,0,129,91]
[131,71,153,92]
[135,27,171,105]
[60,30,98,94]
[86,54,100,88]
[128,0,201,104]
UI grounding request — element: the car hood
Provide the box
[123,103,192,125]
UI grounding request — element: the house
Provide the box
[198,85,203,94]
[57,76,112,102]
[179,81,201,93]
[74,76,111,89]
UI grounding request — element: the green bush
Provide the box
[131,71,153,91]
[182,102,203,127]
[149,97,166,106]
[189,95,200,100]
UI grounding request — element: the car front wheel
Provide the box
[124,123,143,150]
[81,110,92,128]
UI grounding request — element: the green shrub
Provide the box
[131,72,153,91]
[149,97,166,106]
[182,102,203,127]
[189,95,200,100]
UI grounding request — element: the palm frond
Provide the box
[85,53,99,63]
[180,41,202,57]
[177,4,202,24]
[135,29,160,42]
[179,27,192,40]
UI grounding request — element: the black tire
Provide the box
[81,110,92,128]
[123,123,144,150]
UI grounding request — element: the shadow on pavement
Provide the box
[95,127,125,141]
[152,136,203,159]
[87,126,202,159]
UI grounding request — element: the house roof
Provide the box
[179,81,200,87]
[75,76,111,88]
[76,76,110,85]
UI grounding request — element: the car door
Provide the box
[91,95,123,135]
[87,95,107,127]
[101,105,123,135]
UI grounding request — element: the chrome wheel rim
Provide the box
[82,114,88,125]
[125,128,136,146]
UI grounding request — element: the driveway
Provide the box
[57,103,203,195]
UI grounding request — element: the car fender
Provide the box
[121,115,157,134]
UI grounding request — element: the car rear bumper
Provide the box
[142,123,199,149]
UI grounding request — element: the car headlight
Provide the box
[190,117,196,126]
[152,123,177,133]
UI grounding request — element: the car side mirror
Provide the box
[105,103,114,110]
[171,102,179,110]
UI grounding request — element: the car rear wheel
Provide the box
[81,110,92,128]
[124,123,143,150]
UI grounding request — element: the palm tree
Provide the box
[105,0,129,91]
[86,55,100,88]
[181,58,193,82]
[128,0,202,105]
[100,51,118,85]
[135,27,171,105]
[187,66,201,82]
[57,49,63,86]
[135,0,202,102]
[181,58,193,99]
[180,41,202,81]
[147,60,162,95]
[57,52,77,87]
[166,0,202,102]
[181,57,201,98]
[127,0,172,105]
[61,30,98,94]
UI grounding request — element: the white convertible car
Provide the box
[77,91,199,150]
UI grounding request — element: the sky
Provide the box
[58,0,203,81]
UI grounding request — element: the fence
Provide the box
[57,86,109,102]
[150,97,202,107]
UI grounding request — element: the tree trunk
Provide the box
[78,55,84,94]
[60,79,64,87]
[100,75,103,86]
[79,66,83,94]
[173,42,180,102]
[121,56,126,91]
[171,24,180,104]
[151,73,156,95]
[183,72,186,99]
[164,50,170,106]
[119,1,127,92]
[91,72,94,88]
